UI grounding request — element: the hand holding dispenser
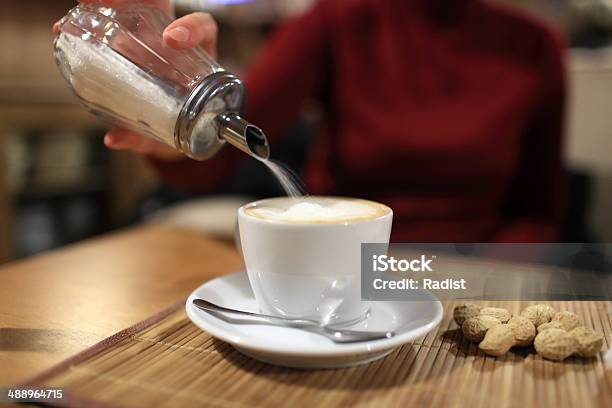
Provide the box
[54,3,269,161]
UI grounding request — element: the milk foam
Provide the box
[247,199,387,223]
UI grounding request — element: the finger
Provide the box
[163,13,217,57]
[104,128,180,159]
[104,128,160,153]
[53,21,61,34]
[104,131,153,154]
[104,133,123,150]
[104,128,142,150]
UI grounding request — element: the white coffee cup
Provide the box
[238,196,393,325]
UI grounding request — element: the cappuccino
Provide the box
[244,197,390,224]
[239,196,393,324]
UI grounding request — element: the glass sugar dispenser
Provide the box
[54,3,269,161]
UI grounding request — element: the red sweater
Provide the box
[152,0,567,242]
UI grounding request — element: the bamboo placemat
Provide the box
[24,300,612,408]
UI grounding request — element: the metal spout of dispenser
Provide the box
[217,112,270,160]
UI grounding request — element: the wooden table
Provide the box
[0,225,243,386]
[1,225,611,408]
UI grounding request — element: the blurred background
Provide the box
[1,0,612,264]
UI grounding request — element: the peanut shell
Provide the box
[479,307,512,323]
[569,326,603,357]
[462,315,501,342]
[507,316,536,347]
[521,304,556,327]
[534,328,578,361]
[550,311,581,331]
[453,303,481,326]
[479,325,515,356]
[537,321,564,333]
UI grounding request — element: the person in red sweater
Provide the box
[72,0,567,242]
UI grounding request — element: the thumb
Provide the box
[163,13,218,58]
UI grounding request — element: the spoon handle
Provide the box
[192,298,395,343]
[192,298,320,328]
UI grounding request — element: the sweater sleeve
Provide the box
[493,28,567,243]
[148,1,331,193]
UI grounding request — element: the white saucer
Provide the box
[185,272,443,368]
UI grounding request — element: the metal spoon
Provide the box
[192,298,395,343]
